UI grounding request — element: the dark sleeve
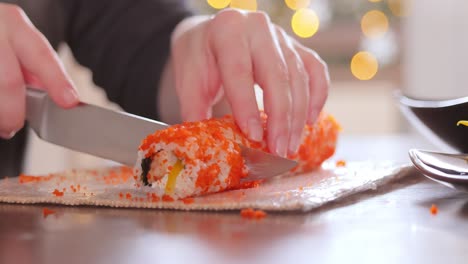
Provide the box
[61,0,193,119]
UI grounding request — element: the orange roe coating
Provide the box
[137,112,339,197]
[150,193,160,202]
[196,163,221,192]
[162,194,174,202]
[240,208,267,219]
[19,174,52,184]
[430,204,438,215]
[42,208,56,218]
[138,115,249,195]
[182,197,195,204]
[52,189,64,197]
[336,160,346,167]
[290,114,340,172]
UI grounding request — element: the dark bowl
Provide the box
[398,94,468,153]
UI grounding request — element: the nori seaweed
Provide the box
[140,157,152,186]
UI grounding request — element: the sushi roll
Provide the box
[134,116,250,200]
[134,113,340,200]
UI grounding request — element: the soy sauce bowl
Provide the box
[398,93,468,153]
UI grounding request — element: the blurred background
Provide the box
[24,0,468,174]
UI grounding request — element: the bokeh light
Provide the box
[361,10,389,38]
[207,0,231,9]
[387,0,407,17]
[291,8,320,38]
[285,0,310,10]
[230,0,257,11]
[350,51,379,80]
[368,0,382,2]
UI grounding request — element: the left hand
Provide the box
[161,9,329,157]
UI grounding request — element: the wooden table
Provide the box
[1,134,467,264]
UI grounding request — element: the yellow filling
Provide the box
[457,120,468,126]
[165,159,183,194]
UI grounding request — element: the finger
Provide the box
[294,42,329,124]
[174,59,213,122]
[172,21,222,122]
[209,9,262,141]
[22,67,44,88]
[247,12,292,157]
[6,8,78,108]
[276,28,309,155]
[0,39,25,138]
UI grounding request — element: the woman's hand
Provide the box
[0,4,79,139]
[169,9,329,157]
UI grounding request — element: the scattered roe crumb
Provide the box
[336,160,346,167]
[430,204,438,215]
[125,193,132,199]
[42,208,56,218]
[52,189,64,197]
[240,208,267,220]
[119,192,124,199]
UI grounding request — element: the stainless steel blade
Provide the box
[26,88,168,166]
[240,146,297,181]
[26,88,297,179]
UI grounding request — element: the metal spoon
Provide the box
[409,149,468,191]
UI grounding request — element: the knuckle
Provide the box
[2,4,25,21]
[249,11,270,27]
[213,8,245,26]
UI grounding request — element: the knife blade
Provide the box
[25,88,297,180]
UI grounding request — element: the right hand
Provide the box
[0,4,79,139]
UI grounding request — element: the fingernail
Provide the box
[288,131,302,155]
[247,118,263,142]
[275,134,288,158]
[63,88,79,105]
[0,131,16,139]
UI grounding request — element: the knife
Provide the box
[25,88,297,180]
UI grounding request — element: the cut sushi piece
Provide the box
[134,116,249,200]
[134,113,340,200]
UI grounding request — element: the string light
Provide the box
[230,0,257,11]
[361,10,389,38]
[350,51,379,80]
[284,0,310,10]
[291,8,320,38]
[207,0,231,9]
